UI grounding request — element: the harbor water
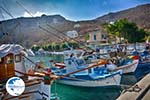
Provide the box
[27,56,150,100]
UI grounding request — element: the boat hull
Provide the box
[138,61,150,68]
[113,60,139,74]
[57,71,122,87]
[122,60,138,74]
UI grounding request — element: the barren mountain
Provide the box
[96,4,150,31]
[0,4,150,48]
[0,15,75,47]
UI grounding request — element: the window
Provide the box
[15,55,21,63]
[94,34,97,40]
[76,59,85,66]
[6,56,13,64]
[102,34,104,39]
[102,34,106,39]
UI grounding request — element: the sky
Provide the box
[0,0,150,21]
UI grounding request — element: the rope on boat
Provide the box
[119,84,144,95]
[22,55,45,70]
[22,55,37,65]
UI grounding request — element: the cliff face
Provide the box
[0,4,150,48]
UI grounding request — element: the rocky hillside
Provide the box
[96,4,150,31]
[0,15,75,47]
[0,4,150,48]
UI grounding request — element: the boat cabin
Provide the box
[0,44,26,81]
[0,53,15,80]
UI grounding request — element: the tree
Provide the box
[61,42,69,50]
[84,34,90,41]
[31,45,41,52]
[54,44,60,51]
[51,42,61,51]
[51,42,56,51]
[105,19,148,43]
[47,44,52,51]
[68,41,79,49]
[42,45,48,51]
[102,22,118,43]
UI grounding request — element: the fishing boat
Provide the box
[138,60,150,68]
[137,55,150,68]
[107,58,139,74]
[58,49,139,74]
[0,44,55,100]
[92,49,139,74]
[92,44,139,74]
[131,46,150,68]
[52,50,122,87]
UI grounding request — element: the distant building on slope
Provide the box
[65,30,78,39]
[87,28,108,48]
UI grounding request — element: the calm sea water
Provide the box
[28,56,150,100]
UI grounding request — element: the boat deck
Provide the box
[24,79,42,87]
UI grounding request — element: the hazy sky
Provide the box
[0,0,149,21]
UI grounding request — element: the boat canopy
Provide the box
[0,44,26,58]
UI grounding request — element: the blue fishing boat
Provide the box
[52,50,122,87]
[132,48,150,68]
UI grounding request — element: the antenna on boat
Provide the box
[0,6,14,19]
[16,1,34,17]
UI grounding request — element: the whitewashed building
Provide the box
[66,30,78,39]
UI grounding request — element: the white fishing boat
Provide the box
[0,44,54,100]
[106,59,139,74]
[52,50,122,87]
